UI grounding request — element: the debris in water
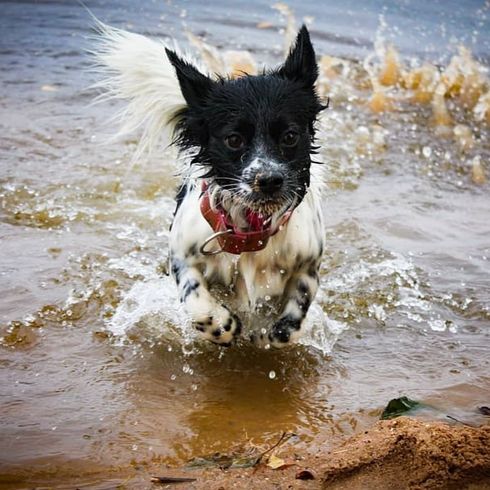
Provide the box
[256,432,295,466]
[381,396,421,420]
[266,454,294,470]
[295,469,315,480]
[151,476,197,484]
[187,432,297,471]
[478,406,490,416]
[446,415,476,428]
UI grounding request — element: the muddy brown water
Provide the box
[1,1,489,488]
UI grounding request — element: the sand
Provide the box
[320,417,490,489]
[2,417,489,489]
[146,417,490,490]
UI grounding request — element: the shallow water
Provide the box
[1,0,489,487]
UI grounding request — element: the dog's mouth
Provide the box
[227,206,272,232]
[208,184,295,233]
[217,200,293,233]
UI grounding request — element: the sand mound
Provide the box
[321,417,490,489]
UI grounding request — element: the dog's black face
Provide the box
[167,26,323,218]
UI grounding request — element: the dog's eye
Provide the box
[224,134,244,150]
[282,131,299,147]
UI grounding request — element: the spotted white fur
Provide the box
[170,166,324,347]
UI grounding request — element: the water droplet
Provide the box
[170,374,176,381]
[422,146,432,158]
[265,295,271,301]
[132,444,138,451]
[268,370,276,379]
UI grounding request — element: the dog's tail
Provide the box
[89,20,197,161]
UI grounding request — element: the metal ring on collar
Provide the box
[199,229,233,256]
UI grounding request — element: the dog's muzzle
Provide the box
[199,181,294,255]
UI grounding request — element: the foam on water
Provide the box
[298,303,348,355]
[107,276,186,338]
[105,251,348,354]
[105,255,189,340]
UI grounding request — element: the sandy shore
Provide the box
[2,417,489,489]
[145,416,490,490]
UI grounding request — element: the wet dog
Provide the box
[94,24,326,347]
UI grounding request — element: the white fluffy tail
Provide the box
[90,20,197,161]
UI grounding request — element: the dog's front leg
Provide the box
[268,261,320,347]
[171,257,242,346]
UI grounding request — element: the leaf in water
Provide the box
[381,396,421,420]
[478,406,490,416]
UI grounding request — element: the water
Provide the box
[1,0,489,487]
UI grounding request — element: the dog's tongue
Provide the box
[245,209,267,231]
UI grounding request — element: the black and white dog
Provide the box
[94,23,326,348]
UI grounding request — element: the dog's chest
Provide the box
[203,245,293,310]
[171,181,324,311]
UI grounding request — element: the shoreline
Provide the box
[2,416,489,489]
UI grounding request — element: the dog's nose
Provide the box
[255,171,284,194]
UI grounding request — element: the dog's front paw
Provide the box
[268,315,302,348]
[194,307,242,346]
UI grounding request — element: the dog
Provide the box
[94,23,326,348]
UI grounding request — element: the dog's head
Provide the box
[167,26,324,224]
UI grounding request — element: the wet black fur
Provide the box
[166,26,325,211]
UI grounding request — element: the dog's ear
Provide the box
[165,48,214,107]
[278,25,318,87]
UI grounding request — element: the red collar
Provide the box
[199,182,293,255]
